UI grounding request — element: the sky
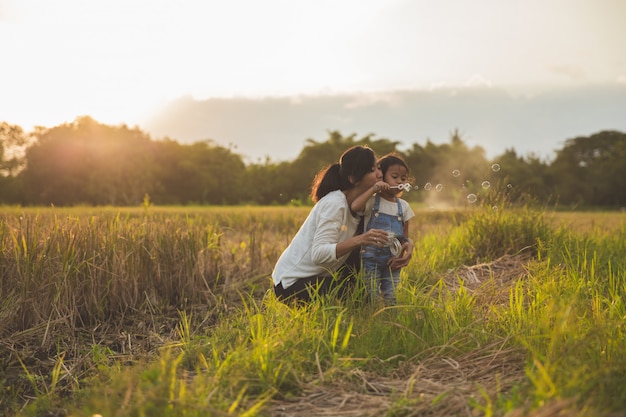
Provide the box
[1,0,625,161]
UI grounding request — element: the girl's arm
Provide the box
[350,181,388,213]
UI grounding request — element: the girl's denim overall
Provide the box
[361,195,404,305]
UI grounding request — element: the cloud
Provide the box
[464,74,494,88]
[344,92,403,110]
[548,65,587,81]
[143,85,626,164]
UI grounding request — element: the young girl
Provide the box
[351,153,415,305]
[272,146,414,304]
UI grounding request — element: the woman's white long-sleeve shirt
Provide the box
[272,190,361,289]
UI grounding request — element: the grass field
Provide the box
[0,203,624,416]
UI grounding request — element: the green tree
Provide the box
[0,122,29,176]
[405,130,488,205]
[20,117,156,205]
[150,139,187,204]
[11,114,625,208]
[284,131,401,203]
[0,122,29,203]
[549,130,626,207]
[184,141,245,204]
[493,149,553,205]
[243,158,295,205]
[152,139,246,205]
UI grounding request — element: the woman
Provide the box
[272,145,414,303]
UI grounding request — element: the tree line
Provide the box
[1,116,625,208]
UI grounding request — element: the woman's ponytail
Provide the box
[310,163,341,202]
[309,146,376,203]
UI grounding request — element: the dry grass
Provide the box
[2,207,624,416]
[268,340,526,416]
[2,240,531,416]
[547,211,626,234]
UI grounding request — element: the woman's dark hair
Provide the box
[310,146,376,202]
[378,153,410,178]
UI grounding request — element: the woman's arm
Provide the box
[335,233,366,258]
[311,195,392,264]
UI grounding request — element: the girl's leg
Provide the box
[380,268,401,305]
[362,261,381,304]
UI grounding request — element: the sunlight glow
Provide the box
[1,0,625,132]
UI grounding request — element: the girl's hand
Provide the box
[373,181,390,193]
[388,239,414,270]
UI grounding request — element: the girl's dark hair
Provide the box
[378,153,410,178]
[310,146,376,202]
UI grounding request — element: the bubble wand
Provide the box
[389,183,414,192]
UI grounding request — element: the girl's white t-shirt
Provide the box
[272,190,361,289]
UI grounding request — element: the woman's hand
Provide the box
[388,238,414,270]
[362,228,389,247]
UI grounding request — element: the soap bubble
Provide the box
[481,181,491,190]
[507,183,513,189]
[452,169,461,177]
[491,163,501,172]
[467,193,477,203]
[424,182,432,191]
[435,184,443,192]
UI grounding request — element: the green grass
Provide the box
[0,204,624,416]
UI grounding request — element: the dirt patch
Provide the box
[443,253,532,308]
[268,341,526,416]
